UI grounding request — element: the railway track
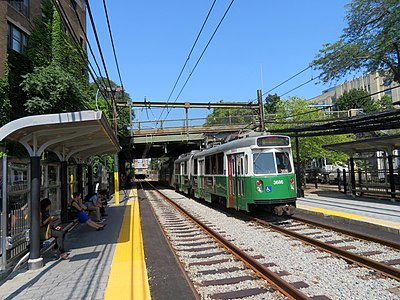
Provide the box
[143,183,400,299]
[140,182,312,300]
[251,215,400,281]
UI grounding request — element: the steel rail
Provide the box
[254,217,400,281]
[148,183,311,300]
[290,215,400,250]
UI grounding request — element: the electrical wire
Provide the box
[278,77,317,98]
[155,0,217,128]
[70,1,110,93]
[248,19,389,104]
[86,0,115,98]
[266,84,400,123]
[102,0,125,97]
[162,0,236,123]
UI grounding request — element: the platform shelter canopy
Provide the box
[323,134,400,154]
[0,110,120,160]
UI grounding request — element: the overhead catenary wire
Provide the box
[248,19,390,104]
[266,84,400,123]
[102,0,125,97]
[86,0,116,99]
[155,0,217,128]
[162,0,236,124]
[70,1,110,96]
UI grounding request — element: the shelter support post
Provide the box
[88,163,93,194]
[1,155,8,270]
[60,161,68,223]
[387,153,396,200]
[28,156,43,270]
[350,157,356,196]
[77,163,83,197]
[114,154,120,205]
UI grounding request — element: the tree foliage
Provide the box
[204,101,253,126]
[334,89,378,112]
[312,0,400,84]
[377,94,394,111]
[26,0,53,67]
[264,93,280,114]
[87,78,133,138]
[0,58,11,126]
[269,97,352,164]
[21,65,88,114]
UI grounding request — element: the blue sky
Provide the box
[87,0,349,125]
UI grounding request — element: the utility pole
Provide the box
[106,86,123,205]
[257,90,265,132]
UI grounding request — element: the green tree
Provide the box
[270,97,352,164]
[312,0,400,84]
[335,89,378,112]
[26,0,53,67]
[377,94,394,111]
[204,101,253,126]
[0,58,11,126]
[88,78,133,138]
[21,65,88,114]
[264,93,280,114]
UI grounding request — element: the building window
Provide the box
[7,23,28,53]
[8,0,29,17]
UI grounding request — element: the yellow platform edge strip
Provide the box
[104,189,151,300]
[297,204,400,229]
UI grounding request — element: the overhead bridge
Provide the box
[118,101,262,159]
[129,120,253,159]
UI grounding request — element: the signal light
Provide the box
[290,178,294,183]
[256,179,263,193]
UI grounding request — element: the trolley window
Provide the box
[276,152,292,173]
[193,159,198,175]
[205,156,211,174]
[216,152,224,175]
[253,152,275,174]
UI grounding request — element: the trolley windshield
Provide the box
[253,151,292,174]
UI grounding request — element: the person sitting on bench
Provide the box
[40,198,69,260]
[71,192,106,231]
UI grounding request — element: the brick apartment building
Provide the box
[0,0,86,77]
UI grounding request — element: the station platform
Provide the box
[0,185,398,300]
[0,188,197,300]
[298,185,400,239]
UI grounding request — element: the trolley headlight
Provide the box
[256,180,263,193]
[290,178,295,190]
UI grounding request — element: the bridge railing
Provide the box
[132,115,258,131]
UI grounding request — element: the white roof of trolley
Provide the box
[0,110,120,160]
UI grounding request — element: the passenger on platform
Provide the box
[98,189,108,217]
[83,192,103,222]
[40,198,70,260]
[71,192,106,231]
